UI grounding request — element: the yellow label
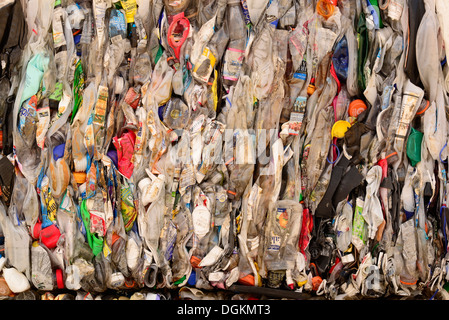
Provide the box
[120,0,137,23]
[103,242,112,258]
[193,47,216,83]
[212,69,218,111]
[46,191,58,221]
[93,85,108,126]
[254,262,263,287]
[205,48,216,68]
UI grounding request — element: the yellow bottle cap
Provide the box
[331,120,351,138]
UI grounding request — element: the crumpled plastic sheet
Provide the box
[0,0,449,300]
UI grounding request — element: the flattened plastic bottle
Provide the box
[222,0,247,86]
[31,241,54,291]
[262,200,302,287]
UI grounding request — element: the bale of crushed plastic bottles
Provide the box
[0,0,449,301]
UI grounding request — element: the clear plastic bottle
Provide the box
[227,0,247,40]
[262,200,303,285]
[31,241,56,291]
[222,0,247,86]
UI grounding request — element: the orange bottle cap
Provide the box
[73,171,87,184]
[348,99,367,117]
[238,274,255,286]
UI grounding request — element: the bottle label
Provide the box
[49,82,63,101]
[276,208,289,229]
[18,95,37,136]
[164,221,177,261]
[223,48,245,82]
[179,164,195,195]
[288,96,307,135]
[72,59,84,122]
[268,232,281,251]
[52,7,66,49]
[85,161,97,199]
[109,9,127,40]
[121,180,137,232]
[193,47,216,83]
[120,0,137,23]
[134,120,145,159]
[36,104,50,148]
[240,0,252,25]
[394,90,421,154]
[352,198,366,251]
[41,176,58,222]
[93,85,108,126]
[90,209,106,236]
[293,72,307,80]
[84,116,95,158]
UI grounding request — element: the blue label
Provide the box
[165,221,177,261]
[240,0,251,25]
[293,72,307,80]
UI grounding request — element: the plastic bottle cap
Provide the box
[190,256,202,269]
[73,171,87,184]
[33,221,42,240]
[348,99,367,117]
[331,120,351,138]
[416,99,430,115]
[307,83,316,96]
[110,272,125,288]
[55,269,64,289]
[312,276,323,291]
[238,274,255,286]
[53,143,65,161]
[316,0,335,19]
[40,224,61,249]
[297,278,308,287]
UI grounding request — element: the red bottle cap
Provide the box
[40,224,61,249]
[32,221,42,240]
[55,269,64,289]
